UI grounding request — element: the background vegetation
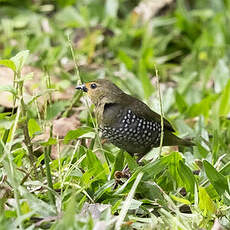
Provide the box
[0,0,229,229]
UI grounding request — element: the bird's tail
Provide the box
[163,131,195,147]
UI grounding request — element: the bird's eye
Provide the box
[90,83,97,89]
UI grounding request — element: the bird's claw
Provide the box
[113,168,131,189]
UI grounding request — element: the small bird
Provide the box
[76,79,194,157]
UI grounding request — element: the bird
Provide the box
[76,79,194,158]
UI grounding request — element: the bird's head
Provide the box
[76,79,124,105]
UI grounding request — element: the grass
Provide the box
[0,0,230,229]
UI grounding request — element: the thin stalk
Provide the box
[44,124,56,206]
[155,65,164,156]
[67,34,83,83]
[44,146,55,205]
[5,100,23,229]
[18,73,37,178]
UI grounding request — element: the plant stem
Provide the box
[67,34,83,83]
[44,146,56,205]
[17,72,37,178]
[44,124,56,206]
[155,65,164,156]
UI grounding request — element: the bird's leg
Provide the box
[135,153,145,166]
[113,164,131,189]
[113,152,145,189]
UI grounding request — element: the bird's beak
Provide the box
[75,84,88,92]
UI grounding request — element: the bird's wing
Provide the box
[123,95,175,132]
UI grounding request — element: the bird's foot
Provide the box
[113,167,131,189]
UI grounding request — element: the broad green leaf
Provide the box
[139,181,165,203]
[205,184,219,200]
[170,194,191,205]
[175,91,188,113]
[10,50,29,72]
[125,151,139,172]
[142,157,168,180]
[94,180,115,201]
[186,95,218,118]
[81,149,106,184]
[0,85,17,95]
[203,160,229,196]
[138,58,154,99]
[219,79,230,116]
[118,50,134,70]
[64,127,95,144]
[86,149,104,171]
[0,59,16,71]
[111,150,125,177]
[212,59,230,93]
[0,112,11,119]
[28,118,41,138]
[41,137,57,146]
[69,168,83,178]
[178,161,196,194]
[46,101,69,120]
[166,152,183,187]
[199,187,216,216]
